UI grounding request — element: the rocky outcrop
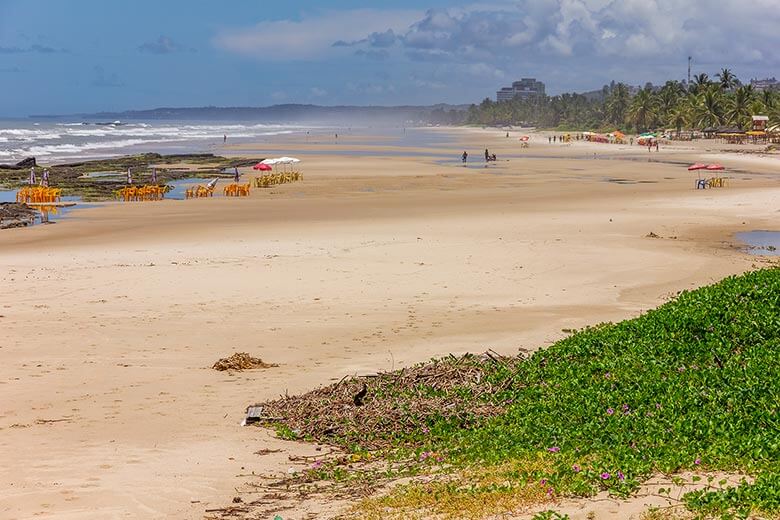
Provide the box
[0,157,37,170]
[0,202,36,229]
[16,157,36,168]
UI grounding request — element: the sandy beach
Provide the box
[1,128,778,519]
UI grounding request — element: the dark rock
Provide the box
[15,157,36,168]
[0,202,37,229]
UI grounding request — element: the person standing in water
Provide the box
[223,134,227,144]
[462,151,468,163]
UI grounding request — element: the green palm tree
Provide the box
[667,103,690,136]
[761,89,776,110]
[716,68,737,91]
[606,83,630,126]
[691,73,711,95]
[726,86,755,128]
[693,86,724,129]
[657,83,681,121]
[627,89,658,131]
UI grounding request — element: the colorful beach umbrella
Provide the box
[706,164,725,170]
[688,163,708,171]
[253,163,272,171]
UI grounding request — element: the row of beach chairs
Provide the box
[16,187,62,204]
[695,177,728,189]
[254,172,302,188]
[115,185,169,201]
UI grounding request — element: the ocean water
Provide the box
[0,119,455,165]
[0,119,308,164]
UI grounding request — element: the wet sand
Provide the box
[0,128,778,519]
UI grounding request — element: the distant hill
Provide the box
[31,104,471,125]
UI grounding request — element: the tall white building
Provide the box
[750,77,779,91]
[496,78,546,102]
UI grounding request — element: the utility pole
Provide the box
[687,56,692,86]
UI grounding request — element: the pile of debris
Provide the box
[212,352,277,372]
[0,203,36,229]
[254,352,523,450]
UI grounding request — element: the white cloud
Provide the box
[214,9,420,60]
[342,1,779,66]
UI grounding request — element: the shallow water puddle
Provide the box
[737,230,780,255]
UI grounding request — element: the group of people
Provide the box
[28,167,50,187]
[460,149,498,163]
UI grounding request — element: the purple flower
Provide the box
[422,426,430,434]
[310,460,323,469]
[656,403,662,409]
[572,464,581,473]
[678,366,686,372]
[622,404,630,412]
[604,372,612,379]
[694,458,701,465]
[601,472,611,480]
[419,451,432,461]
[540,478,548,485]
[607,408,615,415]
[547,446,560,453]
[618,471,625,481]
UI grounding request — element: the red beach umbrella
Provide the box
[688,163,707,171]
[705,164,725,170]
[253,163,272,171]
[519,136,530,142]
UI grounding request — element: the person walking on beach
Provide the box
[42,169,49,187]
[485,148,490,162]
[462,151,468,163]
[630,137,634,146]
[655,141,659,152]
[223,134,227,144]
[234,167,240,183]
[548,136,551,144]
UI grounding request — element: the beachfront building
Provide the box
[752,115,769,131]
[749,77,779,91]
[496,78,546,102]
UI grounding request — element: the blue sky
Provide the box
[0,0,777,116]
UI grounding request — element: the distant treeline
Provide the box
[466,70,780,132]
[52,104,471,126]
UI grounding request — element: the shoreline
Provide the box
[1,127,778,519]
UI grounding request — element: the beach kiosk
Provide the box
[752,115,769,132]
